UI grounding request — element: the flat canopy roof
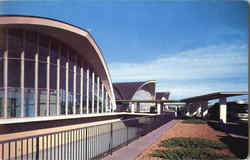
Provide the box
[116,100,181,103]
[180,92,248,103]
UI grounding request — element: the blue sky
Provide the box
[0,0,248,100]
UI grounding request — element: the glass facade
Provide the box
[0,28,113,119]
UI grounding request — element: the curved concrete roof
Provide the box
[0,15,116,107]
[113,80,156,100]
[156,92,170,100]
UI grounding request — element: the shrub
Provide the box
[182,119,207,124]
[151,148,232,160]
[159,137,227,149]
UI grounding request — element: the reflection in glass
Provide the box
[24,88,34,117]
[68,91,73,114]
[38,89,47,116]
[49,89,57,116]
[60,89,66,114]
[76,94,80,114]
[7,88,21,118]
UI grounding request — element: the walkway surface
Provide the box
[103,119,178,160]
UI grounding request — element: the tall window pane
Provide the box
[24,88,34,117]
[38,62,46,89]
[25,31,36,60]
[8,29,23,54]
[38,89,47,116]
[0,58,3,88]
[50,90,57,116]
[39,35,49,62]
[83,70,87,113]
[60,48,66,115]
[99,82,102,113]
[24,60,35,88]
[94,75,98,113]
[89,72,92,113]
[68,59,73,114]
[76,65,80,114]
[8,58,21,87]
[7,88,21,118]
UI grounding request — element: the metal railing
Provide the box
[0,112,175,160]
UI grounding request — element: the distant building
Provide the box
[113,81,156,112]
[156,92,170,101]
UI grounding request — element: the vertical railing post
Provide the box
[36,137,39,160]
[85,128,88,160]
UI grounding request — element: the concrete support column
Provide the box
[101,84,104,113]
[105,91,108,113]
[201,101,208,119]
[136,102,140,113]
[3,29,8,118]
[34,40,39,117]
[20,32,25,118]
[131,103,135,113]
[80,67,83,114]
[65,61,69,115]
[97,77,100,113]
[91,72,95,113]
[166,104,169,110]
[86,69,89,114]
[73,64,76,114]
[219,97,227,123]
[175,105,178,117]
[56,55,60,116]
[157,103,161,115]
[185,103,190,116]
[46,50,50,116]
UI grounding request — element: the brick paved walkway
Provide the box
[103,120,178,160]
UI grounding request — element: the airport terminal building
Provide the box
[113,81,156,112]
[0,15,116,120]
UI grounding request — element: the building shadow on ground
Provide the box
[207,121,248,159]
[218,135,248,159]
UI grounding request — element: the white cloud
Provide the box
[109,44,248,99]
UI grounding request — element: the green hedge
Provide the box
[150,137,232,160]
[182,119,207,124]
[151,148,232,160]
[159,137,227,149]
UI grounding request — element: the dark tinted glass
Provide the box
[24,60,35,88]
[25,31,36,59]
[39,35,49,62]
[50,63,57,90]
[8,59,21,87]
[8,29,23,53]
[38,62,47,88]
[0,59,3,87]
